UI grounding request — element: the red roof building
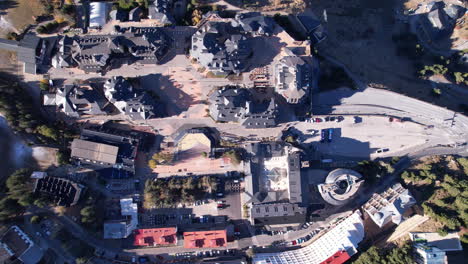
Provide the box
[183,230,227,249]
[133,227,177,247]
[320,250,351,264]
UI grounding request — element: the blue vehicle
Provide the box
[328,128,333,142]
[320,129,327,143]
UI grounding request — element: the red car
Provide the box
[315,118,322,123]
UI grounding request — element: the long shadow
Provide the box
[140,73,200,116]
[0,0,18,16]
[304,0,466,114]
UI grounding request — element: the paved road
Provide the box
[23,212,75,264]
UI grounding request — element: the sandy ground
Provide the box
[32,146,59,169]
[0,0,45,36]
[153,155,244,177]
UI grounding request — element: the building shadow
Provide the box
[140,73,201,116]
[306,0,466,114]
[0,0,18,16]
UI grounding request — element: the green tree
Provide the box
[36,125,59,141]
[354,246,383,264]
[30,215,41,224]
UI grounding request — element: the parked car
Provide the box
[314,117,323,123]
[327,128,333,142]
[217,200,226,204]
[337,116,344,122]
[216,192,224,197]
[217,204,226,209]
[320,129,327,143]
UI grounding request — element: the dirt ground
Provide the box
[0,0,45,36]
[306,0,468,113]
[32,146,59,169]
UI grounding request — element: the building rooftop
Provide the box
[253,211,364,264]
[362,183,416,228]
[89,2,108,28]
[190,21,252,75]
[183,230,227,249]
[103,76,161,120]
[52,27,171,73]
[409,232,462,252]
[33,176,83,207]
[0,226,43,264]
[103,198,138,239]
[133,227,178,247]
[318,169,363,206]
[148,0,175,25]
[71,138,119,165]
[274,55,312,104]
[71,126,141,174]
[209,86,278,129]
[43,84,107,118]
[319,250,351,264]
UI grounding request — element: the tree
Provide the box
[30,215,41,224]
[36,125,59,141]
[432,88,442,97]
[223,150,242,165]
[148,159,157,169]
[354,246,383,264]
[80,206,97,224]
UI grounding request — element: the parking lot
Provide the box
[292,115,429,159]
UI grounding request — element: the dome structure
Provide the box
[318,169,364,206]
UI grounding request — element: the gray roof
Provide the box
[103,221,129,239]
[33,176,83,207]
[52,28,171,72]
[0,226,43,264]
[363,183,416,227]
[89,2,108,28]
[251,203,306,226]
[129,6,143,22]
[190,21,251,75]
[43,84,107,117]
[245,142,304,206]
[0,34,50,74]
[233,12,275,36]
[148,0,175,25]
[104,76,161,120]
[209,86,277,129]
[109,9,128,22]
[274,55,311,104]
[71,138,119,165]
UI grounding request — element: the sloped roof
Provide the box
[71,139,119,164]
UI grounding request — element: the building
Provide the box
[209,86,277,129]
[70,126,140,174]
[410,232,462,252]
[274,54,312,104]
[89,2,108,28]
[292,14,327,44]
[419,1,466,41]
[244,142,305,228]
[413,243,447,264]
[318,169,363,206]
[103,76,162,120]
[0,34,56,74]
[129,6,143,22]
[253,211,364,264]
[173,127,218,158]
[52,27,171,73]
[190,21,252,76]
[250,203,306,226]
[43,84,107,118]
[148,0,175,25]
[183,230,227,249]
[362,183,416,228]
[233,12,275,36]
[133,227,178,247]
[31,171,47,179]
[104,198,138,239]
[0,226,43,264]
[33,176,84,207]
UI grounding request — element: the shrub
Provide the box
[30,215,41,224]
[432,88,442,97]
